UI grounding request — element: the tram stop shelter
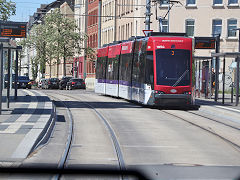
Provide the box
[194,56,213,100]
[211,52,240,106]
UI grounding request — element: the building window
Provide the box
[212,19,222,36]
[213,0,223,4]
[228,0,238,4]
[185,19,195,37]
[186,0,196,5]
[162,19,168,32]
[160,0,169,6]
[227,19,237,37]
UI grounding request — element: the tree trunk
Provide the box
[50,58,52,78]
[63,47,66,76]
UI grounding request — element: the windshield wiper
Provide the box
[172,69,189,87]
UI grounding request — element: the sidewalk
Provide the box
[195,93,240,111]
[0,89,55,163]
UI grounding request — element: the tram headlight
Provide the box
[184,91,192,95]
[154,91,165,97]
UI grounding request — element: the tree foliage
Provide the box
[0,0,16,21]
[21,8,93,78]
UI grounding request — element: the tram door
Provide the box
[201,61,209,97]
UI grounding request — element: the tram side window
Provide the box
[139,41,147,84]
[120,53,133,83]
[113,55,120,81]
[107,56,120,81]
[145,51,154,88]
[132,42,141,86]
[101,57,107,80]
[106,58,114,80]
[96,57,102,79]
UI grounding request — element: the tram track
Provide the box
[44,90,240,179]
[55,90,240,154]
[46,91,127,180]
[71,91,240,153]
[161,109,240,152]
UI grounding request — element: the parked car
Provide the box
[17,76,31,89]
[44,78,59,89]
[59,76,72,90]
[4,74,15,88]
[38,79,45,89]
[66,78,86,90]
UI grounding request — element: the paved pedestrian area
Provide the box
[196,93,240,111]
[0,89,54,162]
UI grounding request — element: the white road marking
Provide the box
[215,105,240,113]
[0,91,38,134]
[122,145,179,148]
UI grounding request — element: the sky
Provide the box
[9,0,53,22]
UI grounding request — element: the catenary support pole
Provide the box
[84,0,88,80]
[14,50,18,100]
[7,48,11,108]
[236,30,240,106]
[98,0,102,48]
[222,56,225,104]
[145,0,151,30]
[215,34,220,102]
[0,43,3,114]
[236,57,240,106]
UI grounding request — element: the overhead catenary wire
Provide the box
[33,12,146,18]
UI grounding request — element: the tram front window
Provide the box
[155,49,191,86]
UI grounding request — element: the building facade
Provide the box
[101,0,116,46]
[159,0,239,92]
[74,0,86,79]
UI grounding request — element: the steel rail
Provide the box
[188,111,240,131]
[46,94,74,180]
[51,92,127,180]
[161,110,240,152]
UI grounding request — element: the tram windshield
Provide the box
[155,49,190,86]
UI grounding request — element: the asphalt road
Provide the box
[23,89,240,180]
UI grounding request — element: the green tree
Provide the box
[21,8,93,79]
[0,0,16,21]
[44,9,92,76]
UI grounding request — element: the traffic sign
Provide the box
[143,30,153,36]
[0,21,27,38]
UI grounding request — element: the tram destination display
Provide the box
[0,21,27,38]
[195,37,216,49]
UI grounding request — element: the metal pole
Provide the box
[114,0,117,41]
[7,48,11,108]
[98,0,102,48]
[236,30,240,106]
[14,50,18,100]
[209,58,213,98]
[145,0,151,30]
[215,34,220,102]
[236,57,239,106]
[158,17,163,32]
[222,56,225,104]
[198,61,200,97]
[84,0,88,80]
[0,43,3,115]
[167,2,170,32]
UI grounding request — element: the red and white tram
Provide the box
[95,32,194,107]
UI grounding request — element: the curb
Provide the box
[29,101,57,154]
